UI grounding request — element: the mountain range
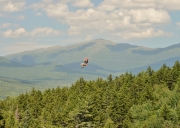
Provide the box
[5,39,180,70]
[1,38,180,99]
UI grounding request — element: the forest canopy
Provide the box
[1,61,180,128]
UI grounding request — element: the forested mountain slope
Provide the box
[1,61,180,127]
[5,39,180,71]
[2,39,180,92]
[0,56,25,67]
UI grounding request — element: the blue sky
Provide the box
[0,0,180,55]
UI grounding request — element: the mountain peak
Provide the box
[93,38,107,41]
[88,38,116,45]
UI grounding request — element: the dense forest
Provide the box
[1,61,180,128]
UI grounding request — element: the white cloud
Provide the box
[85,35,93,41]
[0,23,20,29]
[35,12,42,16]
[0,1,25,12]
[65,8,170,37]
[156,0,180,10]
[0,12,25,20]
[99,0,180,10]
[3,28,26,38]
[17,15,25,20]
[31,27,60,37]
[1,23,12,28]
[32,0,173,40]
[0,13,6,17]
[45,3,69,18]
[128,8,170,24]
[177,22,180,27]
[2,27,60,38]
[72,0,94,8]
[2,42,53,55]
[68,26,80,35]
[42,0,52,3]
[117,28,173,40]
[98,4,115,11]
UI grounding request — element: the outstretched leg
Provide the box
[81,63,85,68]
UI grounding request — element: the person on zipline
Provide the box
[84,57,88,66]
[81,57,89,68]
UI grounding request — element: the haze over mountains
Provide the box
[0,38,180,99]
[4,38,180,70]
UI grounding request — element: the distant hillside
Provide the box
[0,56,26,67]
[5,39,180,71]
[133,43,180,55]
[0,78,43,100]
[125,56,180,74]
[0,61,108,87]
[1,39,180,98]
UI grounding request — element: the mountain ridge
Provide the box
[1,39,180,99]
[0,56,27,67]
[4,39,180,71]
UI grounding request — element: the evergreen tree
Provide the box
[146,66,154,77]
[0,109,5,127]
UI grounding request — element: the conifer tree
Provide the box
[0,109,5,127]
[146,66,154,77]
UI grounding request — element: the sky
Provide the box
[0,0,180,56]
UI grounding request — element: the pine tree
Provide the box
[22,107,31,128]
[171,60,180,83]
[155,63,168,84]
[68,97,95,127]
[0,109,5,127]
[160,104,171,121]
[146,66,154,77]
[104,118,116,128]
